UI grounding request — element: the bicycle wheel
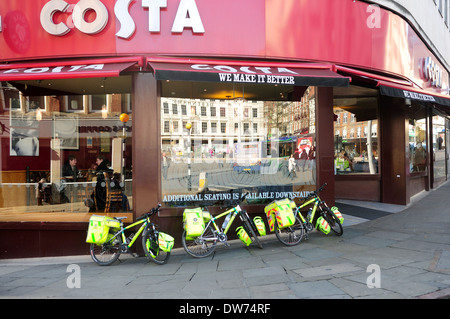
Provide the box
[322,207,343,236]
[182,224,217,258]
[274,216,305,246]
[242,218,263,249]
[90,232,122,266]
[142,229,170,265]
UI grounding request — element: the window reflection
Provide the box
[161,87,317,207]
[333,108,379,174]
[0,81,132,221]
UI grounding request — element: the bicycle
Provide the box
[265,183,343,246]
[181,193,264,258]
[87,204,174,266]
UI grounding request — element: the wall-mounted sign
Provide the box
[39,0,205,38]
[420,56,443,89]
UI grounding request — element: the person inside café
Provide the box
[89,155,112,212]
[62,155,79,181]
[335,151,354,173]
[60,155,79,203]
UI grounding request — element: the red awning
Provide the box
[147,57,350,87]
[336,65,450,107]
[0,57,143,81]
[378,80,450,107]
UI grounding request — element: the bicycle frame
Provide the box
[202,205,241,239]
[295,195,320,224]
[110,217,148,249]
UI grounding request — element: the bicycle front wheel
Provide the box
[142,229,170,265]
[182,225,217,258]
[274,216,305,246]
[322,207,344,236]
[90,232,122,266]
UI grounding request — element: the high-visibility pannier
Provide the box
[331,206,344,224]
[183,208,207,239]
[86,215,121,244]
[236,226,252,246]
[264,199,296,231]
[253,216,266,236]
[315,216,330,234]
[158,232,175,252]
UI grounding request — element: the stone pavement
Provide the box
[1,182,449,300]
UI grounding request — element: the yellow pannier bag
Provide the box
[183,208,206,239]
[236,226,252,246]
[264,199,296,231]
[253,216,266,236]
[86,215,121,244]
[158,232,175,252]
[105,217,121,230]
[316,216,331,235]
[86,216,108,244]
[331,206,344,224]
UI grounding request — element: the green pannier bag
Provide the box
[183,208,206,239]
[264,199,296,231]
[236,226,252,246]
[86,215,120,245]
[158,232,175,252]
[253,216,266,236]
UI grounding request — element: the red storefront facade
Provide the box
[0,0,449,258]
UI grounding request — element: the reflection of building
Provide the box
[161,98,265,159]
[265,87,316,138]
[334,108,378,157]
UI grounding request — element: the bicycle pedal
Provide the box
[224,242,230,247]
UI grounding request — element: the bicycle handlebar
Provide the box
[317,183,327,193]
[299,183,327,200]
[137,203,162,221]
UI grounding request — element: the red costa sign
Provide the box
[39,0,205,38]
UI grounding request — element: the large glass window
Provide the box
[432,114,446,181]
[0,78,132,222]
[161,86,317,207]
[333,86,379,174]
[407,103,428,173]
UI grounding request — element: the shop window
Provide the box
[0,77,133,222]
[65,96,84,112]
[89,94,108,112]
[160,86,317,207]
[1,82,21,110]
[407,103,428,174]
[432,114,446,182]
[409,118,428,173]
[333,87,379,175]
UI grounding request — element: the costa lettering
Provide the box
[421,56,443,89]
[193,64,298,84]
[40,0,205,38]
[1,64,106,75]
